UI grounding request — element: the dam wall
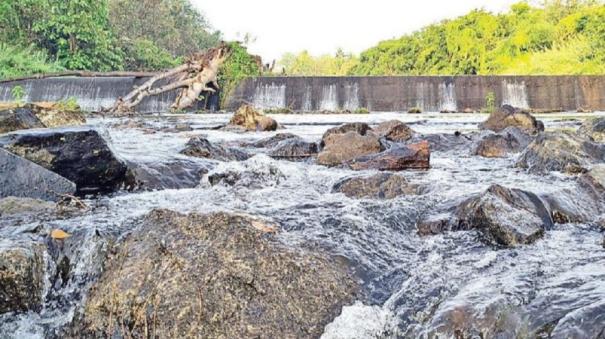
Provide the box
[1,75,605,113]
[226,76,605,112]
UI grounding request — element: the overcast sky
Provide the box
[197,0,523,61]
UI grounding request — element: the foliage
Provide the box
[484,91,496,113]
[0,43,63,79]
[278,49,358,75]
[218,42,262,106]
[10,85,26,102]
[56,97,80,111]
[122,39,181,71]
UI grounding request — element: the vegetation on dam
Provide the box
[280,0,605,76]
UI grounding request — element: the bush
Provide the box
[0,43,63,79]
[218,42,262,106]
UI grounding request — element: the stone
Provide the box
[410,132,474,152]
[349,141,430,171]
[373,120,414,142]
[180,137,249,161]
[0,148,76,202]
[0,197,56,216]
[332,173,418,199]
[479,105,544,134]
[228,104,278,131]
[1,127,129,194]
[317,131,383,167]
[320,122,372,148]
[268,138,318,159]
[0,239,45,314]
[453,184,552,247]
[515,132,605,174]
[125,159,211,191]
[577,116,605,143]
[249,133,299,148]
[473,127,532,158]
[75,209,357,338]
[0,102,85,134]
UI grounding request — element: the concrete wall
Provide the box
[1,75,605,113]
[226,76,605,112]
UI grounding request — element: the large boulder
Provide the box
[320,122,372,148]
[0,239,46,314]
[0,148,76,201]
[227,105,278,131]
[249,133,299,148]
[577,116,605,143]
[516,132,605,174]
[473,127,532,158]
[349,141,430,171]
[0,102,85,134]
[409,132,474,152]
[332,173,418,199]
[0,127,129,194]
[76,209,357,338]
[317,131,383,167]
[373,120,414,142]
[479,105,544,134]
[125,159,211,191]
[268,138,318,160]
[453,184,553,247]
[180,136,249,161]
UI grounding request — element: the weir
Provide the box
[1,75,605,113]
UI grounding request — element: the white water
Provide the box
[343,83,360,110]
[439,83,457,112]
[320,84,339,111]
[502,80,530,109]
[302,86,313,111]
[252,83,286,109]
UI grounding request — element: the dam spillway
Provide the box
[1,75,605,113]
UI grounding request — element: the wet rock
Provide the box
[0,102,85,134]
[208,156,285,188]
[0,197,56,216]
[317,131,383,167]
[373,120,414,142]
[516,132,605,174]
[0,148,76,201]
[1,127,129,194]
[227,104,278,131]
[180,137,249,161]
[125,159,211,190]
[248,133,298,148]
[349,141,430,171]
[416,214,451,236]
[454,184,552,247]
[479,105,544,134]
[0,239,46,314]
[321,122,372,147]
[410,132,474,152]
[473,127,532,158]
[76,209,357,338]
[577,116,605,143]
[332,173,418,199]
[268,138,318,160]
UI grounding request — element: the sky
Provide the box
[196,0,523,62]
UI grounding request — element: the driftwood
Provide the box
[110,43,231,114]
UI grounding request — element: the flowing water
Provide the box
[1,111,605,338]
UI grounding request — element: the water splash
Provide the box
[343,83,360,110]
[502,80,529,109]
[302,86,313,111]
[252,83,286,109]
[439,83,457,112]
[320,84,339,111]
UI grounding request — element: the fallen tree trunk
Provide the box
[109,43,231,114]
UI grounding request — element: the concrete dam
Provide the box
[1,75,605,113]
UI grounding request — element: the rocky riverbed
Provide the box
[1,108,604,338]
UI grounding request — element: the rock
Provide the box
[228,104,278,131]
[76,209,357,338]
[454,184,552,247]
[373,120,414,142]
[125,159,211,191]
[410,132,474,152]
[1,127,129,194]
[268,138,318,159]
[577,116,605,143]
[0,197,56,216]
[0,239,46,314]
[180,137,249,161]
[349,141,430,171]
[321,122,372,148]
[479,105,544,134]
[332,173,418,199]
[408,107,422,114]
[417,214,451,236]
[473,127,532,158]
[0,102,85,134]
[516,132,605,174]
[317,131,383,167]
[249,133,299,148]
[0,148,76,201]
